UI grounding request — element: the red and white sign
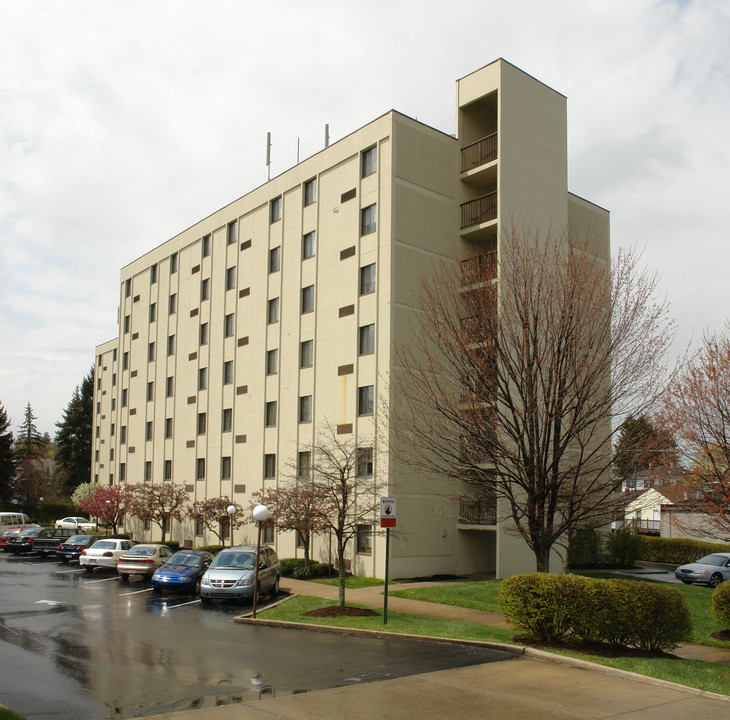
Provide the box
[380,497,397,528]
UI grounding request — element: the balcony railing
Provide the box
[459,495,497,526]
[614,518,661,535]
[461,192,497,229]
[461,133,498,172]
[461,251,497,284]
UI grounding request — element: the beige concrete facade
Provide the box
[92,59,609,579]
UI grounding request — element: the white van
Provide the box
[0,512,35,531]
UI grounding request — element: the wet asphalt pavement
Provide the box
[0,553,513,719]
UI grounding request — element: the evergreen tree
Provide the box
[15,402,45,460]
[0,402,15,503]
[614,414,679,480]
[55,368,94,496]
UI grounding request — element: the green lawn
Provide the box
[0,707,24,720]
[311,576,386,589]
[259,574,730,696]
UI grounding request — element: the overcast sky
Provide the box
[1,0,728,436]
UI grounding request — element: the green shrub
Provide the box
[607,528,643,566]
[498,573,692,652]
[640,536,730,564]
[280,558,333,579]
[567,529,609,567]
[196,544,223,556]
[712,581,730,629]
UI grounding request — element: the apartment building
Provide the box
[92,59,609,579]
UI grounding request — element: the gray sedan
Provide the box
[675,552,730,587]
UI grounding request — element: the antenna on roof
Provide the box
[266,132,271,181]
[324,124,330,148]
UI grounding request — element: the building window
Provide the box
[196,458,205,480]
[200,323,209,346]
[144,461,152,481]
[356,524,373,554]
[122,351,129,371]
[150,264,158,284]
[167,334,176,356]
[303,178,317,206]
[224,313,235,338]
[264,453,276,478]
[299,395,312,423]
[195,518,204,536]
[147,341,155,362]
[297,451,312,478]
[358,385,374,415]
[362,146,377,177]
[262,525,274,543]
[361,204,377,235]
[170,252,178,274]
[357,447,374,476]
[270,196,282,223]
[202,235,211,257]
[169,293,177,314]
[166,376,174,397]
[269,246,281,273]
[165,418,173,438]
[120,425,127,444]
[164,460,172,480]
[112,373,116,387]
[111,398,116,411]
[227,219,238,246]
[147,381,154,402]
[199,367,208,390]
[123,314,130,333]
[223,360,233,385]
[265,401,277,427]
[222,408,232,432]
[197,412,206,435]
[113,348,117,362]
[146,421,153,441]
[301,285,315,314]
[267,297,280,324]
[119,463,126,481]
[300,339,313,368]
[111,423,115,436]
[221,456,231,480]
[359,324,375,355]
[124,279,131,298]
[360,263,376,295]
[226,266,236,291]
[303,230,316,259]
[149,303,157,323]
[266,349,278,375]
[201,278,210,301]
[121,388,128,407]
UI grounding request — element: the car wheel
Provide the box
[680,579,692,584]
[119,574,128,583]
[710,573,724,588]
[60,557,69,564]
[194,579,201,596]
[84,566,94,574]
[152,585,161,594]
[200,596,211,605]
[273,575,280,596]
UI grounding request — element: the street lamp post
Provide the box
[226,505,236,548]
[251,504,269,619]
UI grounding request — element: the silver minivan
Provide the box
[200,545,281,604]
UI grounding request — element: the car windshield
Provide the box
[93,541,116,550]
[65,535,88,544]
[210,552,255,570]
[20,528,41,537]
[696,554,729,567]
[125,546,156,556]
[168,553,203,568]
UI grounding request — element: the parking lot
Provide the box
[0,552,514,720]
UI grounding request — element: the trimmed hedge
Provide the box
[196,544,224,556]
[712,582,730,629]
[498,573,692,652]
[279,558,334,579]
[640,536,730,565]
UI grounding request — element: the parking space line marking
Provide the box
[120,588,153,596]
[164,599,201,608]
[55,569,85,574]
[84,575,121,583]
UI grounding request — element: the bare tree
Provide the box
[661,323,730,541]
[188,497,245,546]
[127,483,189,543]
[392,229,676,572]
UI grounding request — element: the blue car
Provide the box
[56,534,102,563]
[151,550,214,594]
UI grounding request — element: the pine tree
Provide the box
[0,402,15,503]
[15,402,45,460]
[55,368,94,496]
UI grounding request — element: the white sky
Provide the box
[1,0,728,436]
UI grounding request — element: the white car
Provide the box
[56,517,98,532]
[80,538,136,572]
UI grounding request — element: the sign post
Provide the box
[380,498,397,625]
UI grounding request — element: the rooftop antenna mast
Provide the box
[324,123,330,148]
[266,132,271,181]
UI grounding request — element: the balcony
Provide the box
[461,192,497,230]
[461,133,498,173]
[461,251,497,285]
[459,495,497,526]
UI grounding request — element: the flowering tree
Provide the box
[188,497,245,546]
[127,483,189,542]
[79,484,132,534]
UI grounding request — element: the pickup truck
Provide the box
[7,527,82,557]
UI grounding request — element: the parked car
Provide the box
[116,544,174,581]
[200,545,280,604]
[675,553,730,587]
[55,517,98,531]
[0,512,36,533]
[56,534,103,563]
[79,538,136,572]
[32,527,81,557]
[1,526,38,552]
[151,550,214,594]
[7,527,50,554]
